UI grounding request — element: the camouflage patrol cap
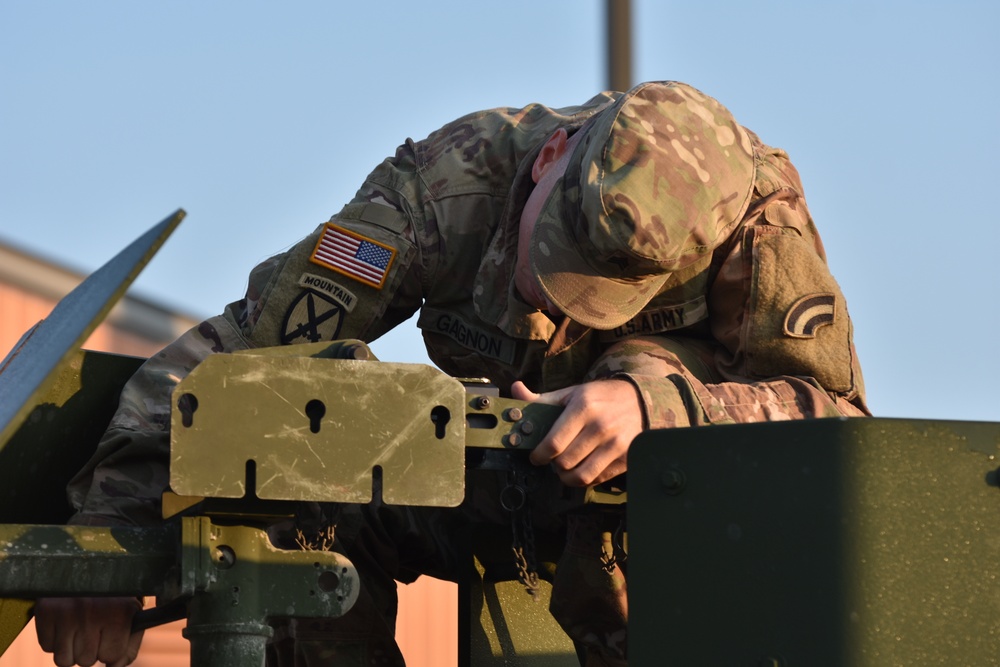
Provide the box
[531,81,756,329]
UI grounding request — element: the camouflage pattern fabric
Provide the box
[534,81,756,330]
[64,81,869,665]
[549,512,628,666]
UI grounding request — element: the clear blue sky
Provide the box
[2,1,997,422]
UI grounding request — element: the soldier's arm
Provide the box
[67,167,427,527]
[39,149,428,667]
[517,332,868,488]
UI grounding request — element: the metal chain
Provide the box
[294,524,336,552]
[600,539,618,574]
[599,517,628,574]
[504,470,540,600]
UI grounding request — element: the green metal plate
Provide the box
[0,350,143,523]
[0,523,175,597]
[467,560,579,665]
[170,354,467,506]
[628,417,1000,666]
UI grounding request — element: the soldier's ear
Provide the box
[531,128,569,183]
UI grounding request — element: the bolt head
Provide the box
[661,468,686,494]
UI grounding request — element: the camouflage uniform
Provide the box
[66,82,868,666]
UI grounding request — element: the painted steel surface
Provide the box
[629,417,1000,666]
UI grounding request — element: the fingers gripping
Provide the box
[528,380,642,487]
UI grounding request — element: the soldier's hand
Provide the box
[35,596,144,667]
[511,379,643,487]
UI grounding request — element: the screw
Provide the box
[474,396,491,410]
[507,433,523,448]
[507,407,523,421]
[519,420,534,435]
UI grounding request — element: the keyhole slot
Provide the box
[178,393,198,428]
[306,399,326,433]
[430,405,450,439]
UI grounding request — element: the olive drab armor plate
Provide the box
[628,417,1000,666]
[170,353,469,506]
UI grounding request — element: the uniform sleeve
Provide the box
[66,430,169,526]
[66,314,250,525]
[624,370,868,430]
[67,145,428,527]
[584,335,868,435]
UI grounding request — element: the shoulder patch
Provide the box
[310,223,396,289]
[783,293,836,338]
[281,290,345,345]
[297,273,357,312]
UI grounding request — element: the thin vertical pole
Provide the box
[607,0,633,91]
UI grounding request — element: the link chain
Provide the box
[600,518,628,574]
[503,470,540,600]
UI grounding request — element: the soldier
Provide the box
[35,81,868,667]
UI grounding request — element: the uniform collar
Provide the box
[472,144,556,341]
[500,284,557,340]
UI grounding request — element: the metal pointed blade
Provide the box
[0,209,184,450]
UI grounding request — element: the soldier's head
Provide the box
[516,81,757,330]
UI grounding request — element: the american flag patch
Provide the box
[309,224,396,289]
